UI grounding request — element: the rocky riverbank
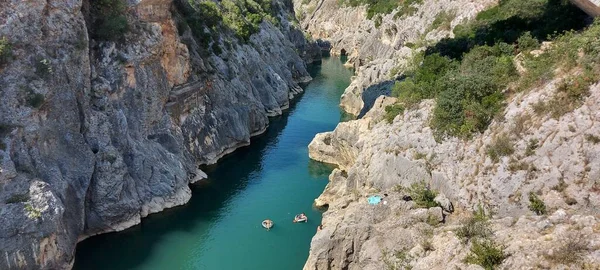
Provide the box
[0,0,319,268]
[306,85,600,269]
[301,0,600,269]
[293,0,495,116]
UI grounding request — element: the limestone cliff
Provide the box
[294,0,495,116]
[0,0,319,268]
[306,81,600,270]
[303,1,600,269]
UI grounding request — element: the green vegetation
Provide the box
[465,240,506,270]
[24,203,41,219]
[516,32,540,53]
[532,72,597,118]
[528,192,546,215]
[5,193,30,204]
[430,0,587,59]
[0,37,11,66]
[456,205,491,243]
[391,43,516,139]
[338,0,422,20]
[407,181,438,208]
[486,134,514,163]
[26,92,45,109]
[386,0,596,141]
[35,59,52,78]
[183,0,276,44]
[92,0,129,41]
[427,10,456,32]
[384,103,404,123]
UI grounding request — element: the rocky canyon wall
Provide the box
[0,0,319,268]
[301,0,600,269]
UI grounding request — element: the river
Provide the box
[73,56,353,270]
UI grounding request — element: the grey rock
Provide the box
[0,0,317,268]
[434,194,454,214]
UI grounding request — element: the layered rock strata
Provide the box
[0,0,318,268]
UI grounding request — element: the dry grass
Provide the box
[545,235,588,266]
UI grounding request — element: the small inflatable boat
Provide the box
[262,219,273,230]
[293,214,307,223]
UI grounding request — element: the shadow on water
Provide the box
[74,64,324,270]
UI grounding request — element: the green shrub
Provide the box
[517,31,540,52]
[96,15,129,41]
[395,0,423,19]
[456,205,491,242]
[0,37,11,66]
[26,91,45,109]
[384,103,405,123]
[530,72,597,118]
[35,59,52,78]
[407,181,438,208]
[465,240,506,270]
[429,0,587,60]
[528,192,546,215]
[486,134,514,163]
[428,44,516,139]
[92,0,129,41]
[24,203,41,219]
[428,10,456,32]
[392,53,455,107]
[5,193,30,204]
[339,0,423,19]
[390,0,596,141]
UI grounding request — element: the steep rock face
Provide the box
[294,0,495,115]
[306,75,600,268]
[0,0,318,268]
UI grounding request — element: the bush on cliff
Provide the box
[0,37,11,66]
[183,0,276,44]
[339,0,423,19]
[465,239,507,270]
[92,0,129,41]
[407,181,438,208]
[389,0,596,140]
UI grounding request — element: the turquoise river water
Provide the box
[73,57,353,270]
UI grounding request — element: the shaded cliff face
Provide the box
[294,0,495,116]
[0,0,318,269]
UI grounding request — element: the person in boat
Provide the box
[263,219,273,230]
[294,213,308,222]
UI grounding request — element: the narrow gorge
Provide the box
[1,0,600,269]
